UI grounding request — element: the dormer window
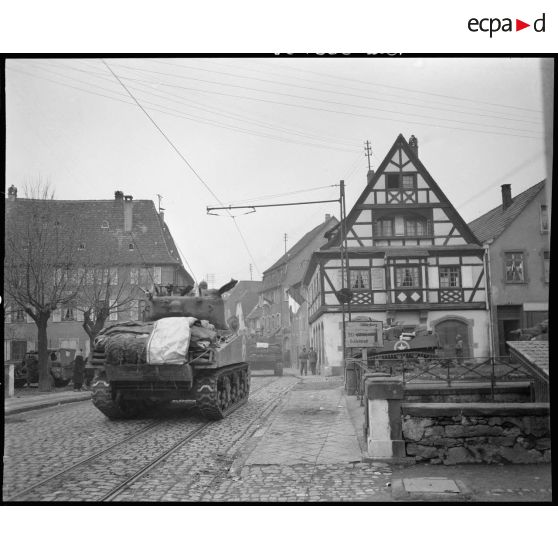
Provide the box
[78,242,86,251]
[129,243,135,251]
[101,220,109,230]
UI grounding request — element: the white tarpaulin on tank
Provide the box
[146,317,197,365]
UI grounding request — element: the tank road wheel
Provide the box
[230,373,240,403]
[91,379,141,420]
[195,365,250,421]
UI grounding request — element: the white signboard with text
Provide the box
[345,321,384,348]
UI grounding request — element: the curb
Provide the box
[5,393,92,416]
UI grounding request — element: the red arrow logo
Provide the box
[516,19,530,31]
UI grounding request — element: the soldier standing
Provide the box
[308,347,318,375]
[299,347,309,376]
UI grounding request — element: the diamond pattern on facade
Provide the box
[397,292,407,302]
[410,291,421,302]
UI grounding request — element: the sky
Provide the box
[5,57,548,288]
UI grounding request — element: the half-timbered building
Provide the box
[302,134,490,375]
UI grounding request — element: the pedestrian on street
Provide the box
[73,349,86,391]
[308,347,318,375]
[455,334,464,359]
[299,347,309,376]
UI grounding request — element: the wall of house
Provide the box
[4,262,183,359]
[488,188,549,354]
[490,187,549,308]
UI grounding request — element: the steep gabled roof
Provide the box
[263,216,338,275]
[5,197,193,281]
[224,280,262,317]
[468,180,546,244]
[323,134,480,248]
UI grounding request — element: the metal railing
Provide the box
[345,355,534,403]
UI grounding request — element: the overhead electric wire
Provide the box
[108,62,542,136]
[96,69,542,140]
[148,58,542,126]
[7,65,359,154]
[100,59,262,275]
[8,62,360,153]
[23,59,362,149]
[182,58,543,122]
[269,61,544,114]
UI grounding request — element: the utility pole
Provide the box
[364,141,372,171]
[284,233,288,254]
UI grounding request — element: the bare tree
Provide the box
[5,196,86,391]
[77,260,139,358]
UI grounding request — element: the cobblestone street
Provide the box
[3,372,552,503]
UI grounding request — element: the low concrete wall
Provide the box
[404,382,532,404]
[402,403,551,465]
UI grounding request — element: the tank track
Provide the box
[195,363,250,420]
[91,379,142,420]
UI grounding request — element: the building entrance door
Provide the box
[496,305,522,356]
[434,319,470,357]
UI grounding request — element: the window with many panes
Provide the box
[13,307,26,323]
[376,218,393,236]
[439,266,460,288]
[350,269,370,289]
[385,173,417,189]
[61,304,76,321]
[543,251,550,283]
[405,218,429,236]
[505,252,525,282]
[395,266,421,288]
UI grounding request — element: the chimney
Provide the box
[114,190,124,201]
[325,213,331,222]
[367,169,375,184]
[501,184,512,210]
[159,209,165,222]
[8,185,17,201]
[123,194,133,232]
[408,135,418,157]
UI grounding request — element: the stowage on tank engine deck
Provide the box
[90,279,250,420]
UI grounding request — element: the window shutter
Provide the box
[5,305,11,323]
[52,308,62,322]
[130,267,139,285]
[109,299,117,321]
[153,267,162,284]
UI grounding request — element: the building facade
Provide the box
[222,280,262,333]
[303,134,491,375]
[257,215,338,367]
[4,189,192,361]
[468,181,549,356]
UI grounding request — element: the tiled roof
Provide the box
[506,341,549,378]
[246,304,263,320]
[224,280,262,317]
[5,197,192,277]
[263,216,338,274]
[468,181,545,244]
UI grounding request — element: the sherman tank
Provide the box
[90,279,250,420]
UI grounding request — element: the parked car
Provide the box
[15,348,76,387]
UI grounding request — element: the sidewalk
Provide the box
[4,388,91,416]
[224,369,552,502]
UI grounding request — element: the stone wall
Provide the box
[402,403,551,465]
